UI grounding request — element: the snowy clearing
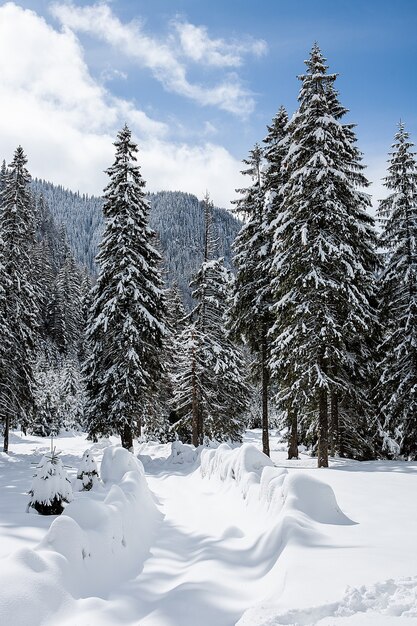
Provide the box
[0,430,416,625]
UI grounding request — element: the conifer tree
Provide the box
[230,122,289,457]
[144,283,188,442]
[376,123,417,459]
[269,45,377,467]
[32,239,54,339]
[50,253,83,354]
[173,196,248,445]
[75,449,100,491]
[172,323,206,443]
[0,147,38,451]
[28,450,73,515]
[84,126,166,450]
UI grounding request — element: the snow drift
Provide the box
[0,446,159,626]
[201,443,354,524]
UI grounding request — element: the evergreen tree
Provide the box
[32,239,54,339]
[269,45,377,467]
[230,110,289,458]
[0,147,38,451]
[75,449,100,491]
[144,283,188,442]
[50,253,83,354]
[173,257,249,444]
[28,450,73,515]
[230,146,270,454]
[60,355,85,431]
[376,123,417,459]
[31,350,62,437]
[0,160,7,192]
[171,323,205,443]
[84,126,166,450]
[79,265,93,362]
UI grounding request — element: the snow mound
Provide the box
[167,440,198,465]
[282,473,354,525]
[0,446,159,625]
[201,443,275,499]
[201,443,354,525]
[100,445,144,482]
[237,576,417,625]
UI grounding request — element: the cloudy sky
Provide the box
[1,0,416,207]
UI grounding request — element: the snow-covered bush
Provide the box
[74,449,100,491]
[28,451,73,515]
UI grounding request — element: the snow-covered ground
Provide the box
[0,429,416,625]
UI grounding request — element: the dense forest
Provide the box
[1,44,416,467]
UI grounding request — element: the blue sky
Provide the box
[0,0,416,207]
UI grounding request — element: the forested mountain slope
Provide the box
[31,180,241,306]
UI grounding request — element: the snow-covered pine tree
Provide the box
[376,123,417,459]
[0,147,38,450]
[78,265,92,363]
[28,450,73,515]
[32,238,54,340]
[230,145,271,455]
[50,253,83,354]
[0,160,7,192]
[192,257,249,442]
[60,355,85,431]
[173,196,249,445]
[84,126,166,450]
[166,282,188,337]
[75,449,99,491]
[269,45,377,467]
[171,322,206,443]
[230,110,289,458]
[144,283,188,442]
[31,350,62,436]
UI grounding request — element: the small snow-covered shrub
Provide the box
[75,450,100,491]
[28,452,73,515]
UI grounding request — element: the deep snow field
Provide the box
[0,429,417,626]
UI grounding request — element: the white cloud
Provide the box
[50,2,257,116]
[141,140,243,206]
[173,21,267,68]
[0,3,243,207]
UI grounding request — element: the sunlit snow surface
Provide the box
[0,429,417,625]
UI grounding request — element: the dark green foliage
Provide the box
[269,45,378,465]
[376,123,417,459]
[0,147,38,449]
[84,126,166,449]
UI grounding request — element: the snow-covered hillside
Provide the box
[0,430,416,625]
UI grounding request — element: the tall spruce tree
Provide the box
[173,198,248,445]
[376,123,417,459]
[269,45,377,467]
[231,110,290,458]
[84,125,166,450]
[0,147,38,451]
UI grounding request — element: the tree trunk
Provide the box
[261,338,270,457]
[191,334,199,447]
[287,409,298,459]
[329,391,338,457]
[3,414,9,453]
[121,422,133,451]
[317,386,329,468]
